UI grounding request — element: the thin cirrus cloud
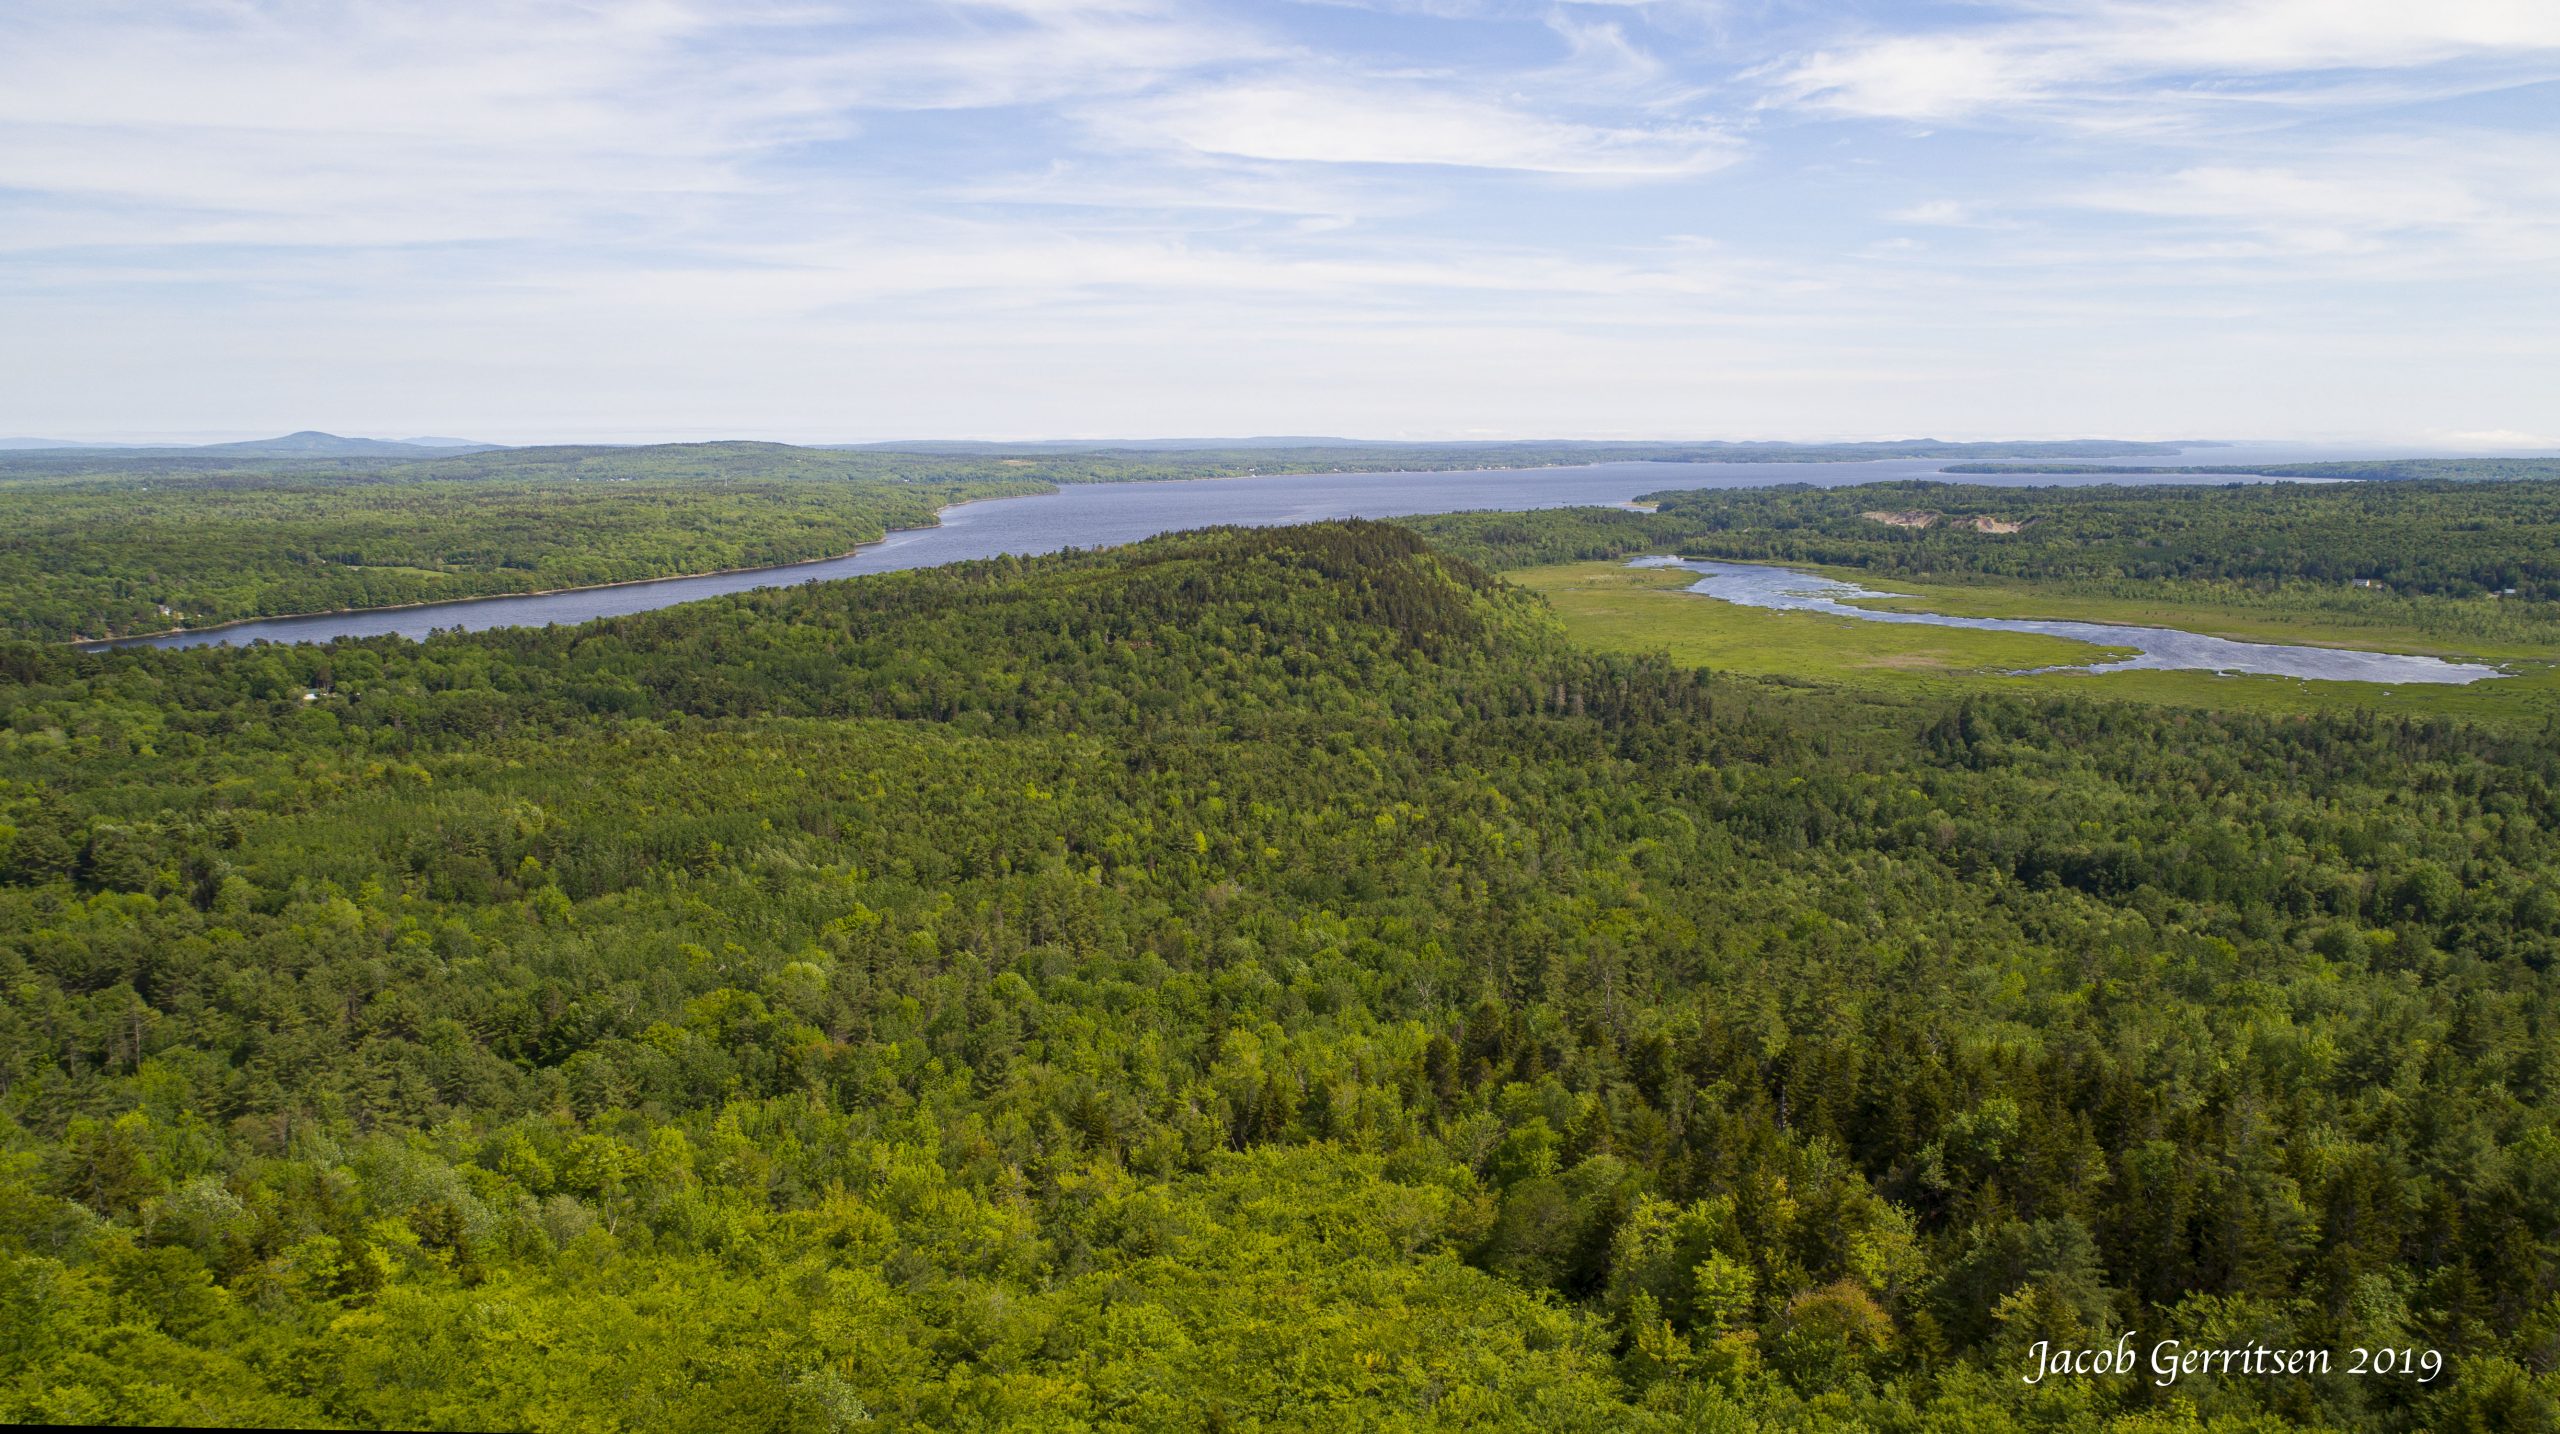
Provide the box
[1779,0,2560,122]
[1102,82,1737,175]
[0,0,2553,442]
[2070,134,2560,272]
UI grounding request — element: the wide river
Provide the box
[103,454,2340,653]
[1632,557,2505,685]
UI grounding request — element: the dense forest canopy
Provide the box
[3,521,2554,1429]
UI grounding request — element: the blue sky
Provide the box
[3,0,2556,444]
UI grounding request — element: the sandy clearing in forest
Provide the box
[1860,509,2031,533]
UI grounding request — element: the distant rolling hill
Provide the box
[0,429,503,456]
[191,430,474,456]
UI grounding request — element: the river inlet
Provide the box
[1630,557,2506,685]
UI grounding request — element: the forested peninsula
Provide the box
[1411,478,2560,606]
[1940,460,2560,482]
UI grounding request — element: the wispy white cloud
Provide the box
[1100,81,1736,174]
[1774,0,2560,123]
[2073,134,2560,271]
[0,0,2553,441]
[0,0,1278,245]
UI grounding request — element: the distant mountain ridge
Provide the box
[0,433,2204,463]
[0,430,503,455]
[192,431,462,456]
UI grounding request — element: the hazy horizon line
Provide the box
[8,429,2558,456]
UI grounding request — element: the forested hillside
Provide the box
[3,524,2555,1428]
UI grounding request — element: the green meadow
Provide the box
[1518,558,2560,728]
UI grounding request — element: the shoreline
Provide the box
[72,488,1043,649]
[70,455,2075,649]
[70,462,1647,647]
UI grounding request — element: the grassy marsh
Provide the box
[1519,558,2560,727]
